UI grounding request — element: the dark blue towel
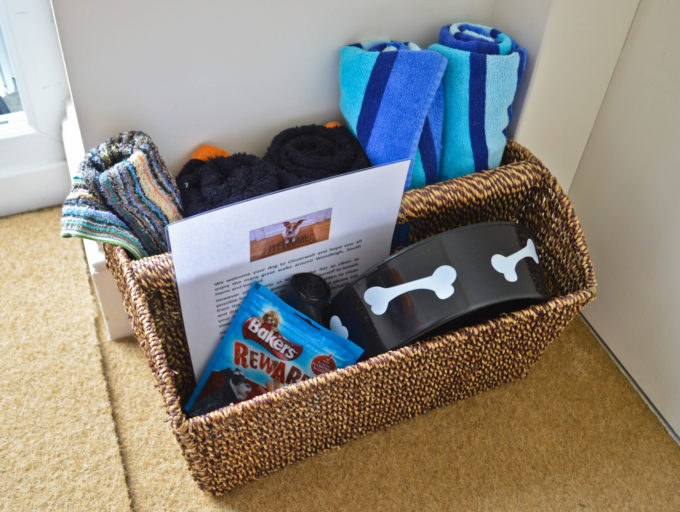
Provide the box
[339,41,447,190]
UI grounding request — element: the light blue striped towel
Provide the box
[339,41,447,190]
[430,23,526,179]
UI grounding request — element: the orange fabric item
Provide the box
[324,121,342,129]
[190,144,230,161]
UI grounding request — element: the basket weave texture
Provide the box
[104,140,596,494]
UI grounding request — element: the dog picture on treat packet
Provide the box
[249,208,332,262]
[188,367,252,416]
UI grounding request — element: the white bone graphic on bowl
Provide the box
[329,315,349,338]
[491,238,538,282]
[363,265,457,316]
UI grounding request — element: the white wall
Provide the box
[51,0,636,192]
[510,0,638,190]
[0,0,71,217]
[569,0,680,435]
[51,0,496,175]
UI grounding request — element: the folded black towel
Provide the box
[264,123,371,187]
[176,153,281,217]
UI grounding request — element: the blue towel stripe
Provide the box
[340,40,447,190]
[366,51,446,189]
[427,82,445,180]
[485,53,517,167]
[356,50,398,148]
[340,41,447,190]
[365,53,421,169]
[339,47,379,135]
[428,42,474,179]
[468,52,488,171]
[418,117,438,184]
[410,151,426,189]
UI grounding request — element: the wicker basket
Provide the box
[104,140,596,494]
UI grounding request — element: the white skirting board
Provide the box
[89,255,134,340]
[0,160,71,217]
[62,101,132,340]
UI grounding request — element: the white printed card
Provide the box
[167,161,409,381]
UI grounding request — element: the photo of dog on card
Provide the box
[282,219,304,245]
[249,208,332,262]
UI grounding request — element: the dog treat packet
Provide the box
[185,281,363,416]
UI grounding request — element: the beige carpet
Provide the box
[0,207,130,511]
[3,206,680,511]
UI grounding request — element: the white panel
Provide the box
[513,0,638,190]
[91,268,133,340]
[569,0,680,435]
[0,0,70,215]
[51,0,494,174]
[0,160,70,216]
[62,100,133,339]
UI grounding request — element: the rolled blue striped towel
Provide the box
[339,41,447,190]
[430,23,526,179]
[61,131,183,258]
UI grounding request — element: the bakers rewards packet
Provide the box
[185,281,363,416]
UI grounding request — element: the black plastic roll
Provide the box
[263,124,371,188]
[281,272,332,325]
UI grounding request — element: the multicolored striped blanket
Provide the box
[61,131,182,258]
